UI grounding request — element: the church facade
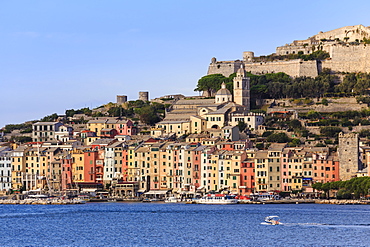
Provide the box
[155,66,264,137]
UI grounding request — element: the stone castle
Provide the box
[208,25,370,78]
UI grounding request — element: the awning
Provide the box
[144,190,168,195]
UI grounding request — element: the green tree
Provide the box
[194,74,228,96]
[134,105,161,125]
[267,132,290,143]
[11,136,32,143]
[289,138,301,147]
[306,110,321,120]
[108,107,126,117]
[255,143,264,150]
[320,126,342,137]
[92,112,104,117]
[40,113,59,122]
[338,73,357,93]
[237,121,247,132]
[288,119,302,130]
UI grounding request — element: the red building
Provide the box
[122,148,129,182]
[240,158,255,194]
[61,155,73,191]
[192,145,204,189]
[84,150,104,183]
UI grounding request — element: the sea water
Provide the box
[0,203,369,246]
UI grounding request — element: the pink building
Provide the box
[116,120,137,136]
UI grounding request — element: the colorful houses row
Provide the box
[1,131,368,197]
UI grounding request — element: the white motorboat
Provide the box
[196,194,238,204]
[164,197,179,203]
[262,216,281,225]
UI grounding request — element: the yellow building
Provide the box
[11,145,30,190]
[255,151,268,191]
[267,144,285,191]
[190,116,206,134]
[71,149,85,183]
[87,119,107,137]
[23,146,49,190]
[126,145,137,183]
[155,120,191,135]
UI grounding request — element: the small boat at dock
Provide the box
[195,194,238,204]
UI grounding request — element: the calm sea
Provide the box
[0,202,369,247]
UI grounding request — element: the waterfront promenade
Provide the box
[1,197,369,205]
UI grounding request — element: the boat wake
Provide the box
[275,222,370,228]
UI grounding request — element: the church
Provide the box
[154,66,264,137]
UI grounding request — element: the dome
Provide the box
[216,82,231,96]
[215,82,232,104]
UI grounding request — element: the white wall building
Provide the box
[0,147,12,191]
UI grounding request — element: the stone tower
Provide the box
[139,91,149,102]
[117,95,127,105]
[243,51,254,63]
[233,65,250,111]
[338,132,360,181]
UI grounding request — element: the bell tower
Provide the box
[233,65,250,111]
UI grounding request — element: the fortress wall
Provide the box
[244,60,318,78]
[315,25,370,42]
[298,60,318,77]
[207,61,242,77]
[267,102,367,114]
[276,46,312,55]
[245,60,300,77]
[322,45,370,73]
[208,59,319,78]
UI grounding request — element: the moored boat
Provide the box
[195,194,238,204]
[164,197,179,203]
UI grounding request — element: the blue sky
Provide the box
[1,0,370,128]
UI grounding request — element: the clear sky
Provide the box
[1,0,370,128]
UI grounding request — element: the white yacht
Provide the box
[196,194,238,204]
